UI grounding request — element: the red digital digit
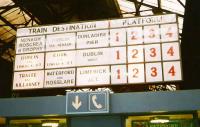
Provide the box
[151,67,157,77]
[116,32,119,42]
[117,69,121,79]
[132,68,139,78]
[167,46,174,56]
[132,49,138,58]
[168,65,175,76]
[116,50,120,60]
[150,48,156,57]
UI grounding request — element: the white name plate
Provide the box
[13,70,44,90]
[77,66,110,86]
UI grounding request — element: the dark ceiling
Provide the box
[13,0,121,24]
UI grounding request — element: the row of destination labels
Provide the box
[16,14,176,37]
[16,23,178,54]
[14,43,180,71]
[13,61,182,90]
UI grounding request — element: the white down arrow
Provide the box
[72,96,82,110]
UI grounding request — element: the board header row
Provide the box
[17,14,176,37]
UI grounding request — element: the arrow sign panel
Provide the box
[66,92,88,113]
[66,91,109,114]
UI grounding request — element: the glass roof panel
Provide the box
[1,31,14,41]
[0,26,12,35]
[139,5,153,16]
[10,16,30,25]
[2,36,15,42]
[0,1,38,45]
[7,29,16,35]
[0,20,5,25]
[27,21,38,27]
[0,0,14,7]
[141,0,158,7]
[140,5,151,10]
[2,8,20,17]
[180,0,186,5]
[122,13,135,17]
[138,0,158,7]
[140,10,153,16]
[161,0,185,15]
[117,0,136,13]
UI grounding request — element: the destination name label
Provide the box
[44,68,76,88]
[13,70,44,90]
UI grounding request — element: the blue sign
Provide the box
[66,91,109,114]
[89,92,108,112]
[66,92,88,113]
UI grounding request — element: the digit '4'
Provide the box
[168,65,175,76]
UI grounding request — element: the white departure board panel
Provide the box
[77,66,110,86]
[13,14,182,90]
[127,27,143,45]
[76,29,109,49]
[128,64,145,83]
[46,33,76,51]
[76,48,110,66]
[144,44,161,62]
[45,51,76,69]
[111,65,127,84]
[16,36,45,54]
[110,47,126,64]
[44,68,75,88]
[110,28,126,46]
[13,70,44,90]
[14,53,44,71]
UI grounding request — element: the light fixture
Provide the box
[150,116,169,123]
[42,120,59,127]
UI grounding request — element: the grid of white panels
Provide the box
[13,14,182,90]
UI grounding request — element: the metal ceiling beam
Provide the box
[0,15,17,31]
[0,5,18,10]
[12,0,41,25]
[157,0,161,9]
[130,0,144,16]
[0,5,18,15]
[18,6,41,25]
[127,0,184,17]
[177,0,185,8]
